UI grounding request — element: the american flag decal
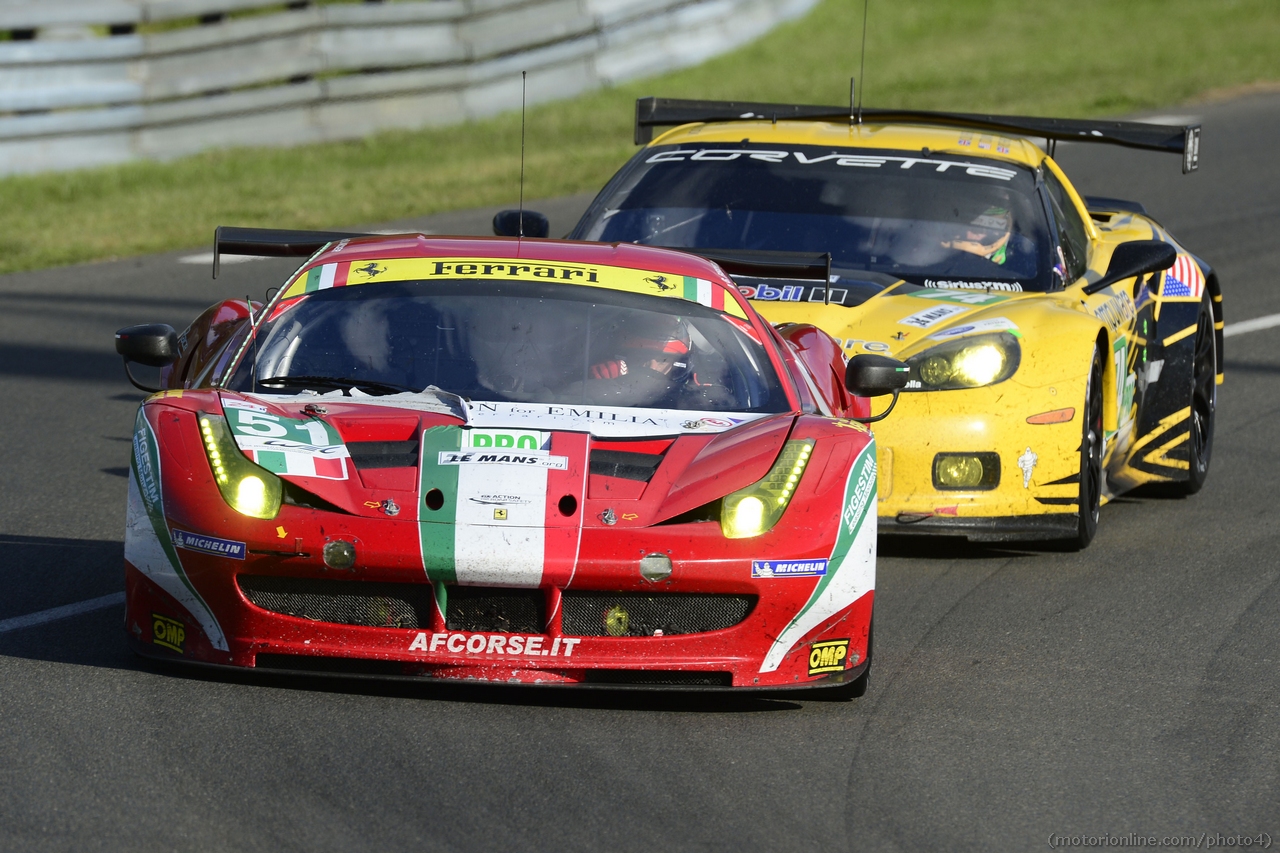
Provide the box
[1162,254,1204,299]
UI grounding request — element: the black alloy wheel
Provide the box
[1071,348,1105,551]
[1182,294,1217,494]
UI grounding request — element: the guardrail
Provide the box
[0,0,815,174]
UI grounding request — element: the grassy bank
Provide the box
[4,0,1278,274]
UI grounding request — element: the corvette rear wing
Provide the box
[212,226,373,278]
[693,248,831,282]
[684,248,851,304]
[634,97,1201,173]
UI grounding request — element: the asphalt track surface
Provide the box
[1,93,1278,852]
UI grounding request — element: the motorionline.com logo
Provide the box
[1048,832,1271,849]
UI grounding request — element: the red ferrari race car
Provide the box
[115,232,908,695]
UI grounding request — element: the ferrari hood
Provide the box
[212,390,791,523]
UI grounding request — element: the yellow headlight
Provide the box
[952,344,1006,386]
[936,456,984,488]
[198,414,282,520]
[721,440,814,539]
[235,475,268,517]
[919,355,954,387]
[725,495,766,538]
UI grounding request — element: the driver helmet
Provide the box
[622,317,692,380]
[944,206,1013,265]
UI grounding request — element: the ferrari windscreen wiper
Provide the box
[258,375,419,396]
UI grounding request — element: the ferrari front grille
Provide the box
[561,591,755,637]
[445,586,545,633]
[238,575,433,628]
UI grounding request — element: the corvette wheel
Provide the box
[1181,295,1217,494]
[1071,348,1105,551]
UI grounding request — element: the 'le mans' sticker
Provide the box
[808,639,850,676]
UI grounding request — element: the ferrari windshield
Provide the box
[225,278,788,413]
[572,143,1056,292]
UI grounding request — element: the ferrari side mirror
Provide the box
[492,209,550,238]
[1083,240,1176,295]
[115,323,179,392]
[845,354,910,396]
[116,324,179,366]
[845,354,910,424]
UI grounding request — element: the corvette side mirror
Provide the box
[845,354,910,424]
[1082,240,1177,295]
[115,323,179,392]
[492,209,550,238]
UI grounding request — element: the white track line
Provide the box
[178,252,269,265]
[0,592,125,635]
[1224,313,1280,338]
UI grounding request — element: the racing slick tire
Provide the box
[1181,294,1217,495]
[1066,347,1105,551]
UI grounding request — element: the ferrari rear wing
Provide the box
[634,97,1202,173]
[212,226,373,278]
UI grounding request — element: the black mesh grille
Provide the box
[445,586,545,633]
[562,591,754,637]
[584,670,732,686]
[238,575,433,628]
[347,440,419,469]
[589,449,664,482]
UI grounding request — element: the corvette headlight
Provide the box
[905,332,1021,390]
[198,413,282,519]
[722,440,813,539]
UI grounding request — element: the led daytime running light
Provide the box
[197,413,282,519]
[721,440,813,539]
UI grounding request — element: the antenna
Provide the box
[518,70,527,240]
[855,0,870,124]
[248,295,258,394]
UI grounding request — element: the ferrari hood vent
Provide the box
[346,439,419,469]
[589,449,665,482]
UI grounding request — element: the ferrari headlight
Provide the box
[905,332,1021,391]
[721,440,813,539]
[198,413,282,519]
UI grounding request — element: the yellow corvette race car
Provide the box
[553,97,1222,549]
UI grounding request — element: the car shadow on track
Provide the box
[879,535,1058,559]
[145,661,809,713]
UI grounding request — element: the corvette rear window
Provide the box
[224,279,788,413]
[572,143,1056,293]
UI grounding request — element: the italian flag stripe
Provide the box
[540,432,589,588]
[683,277,726,311]
[759,439,878,673]
[302,263,349,293]
[419,427,460,583]
[303,267,322,293]
[418,428,587,590]
[250,449,346,479]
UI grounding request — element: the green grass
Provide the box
[3,0,1278,274]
